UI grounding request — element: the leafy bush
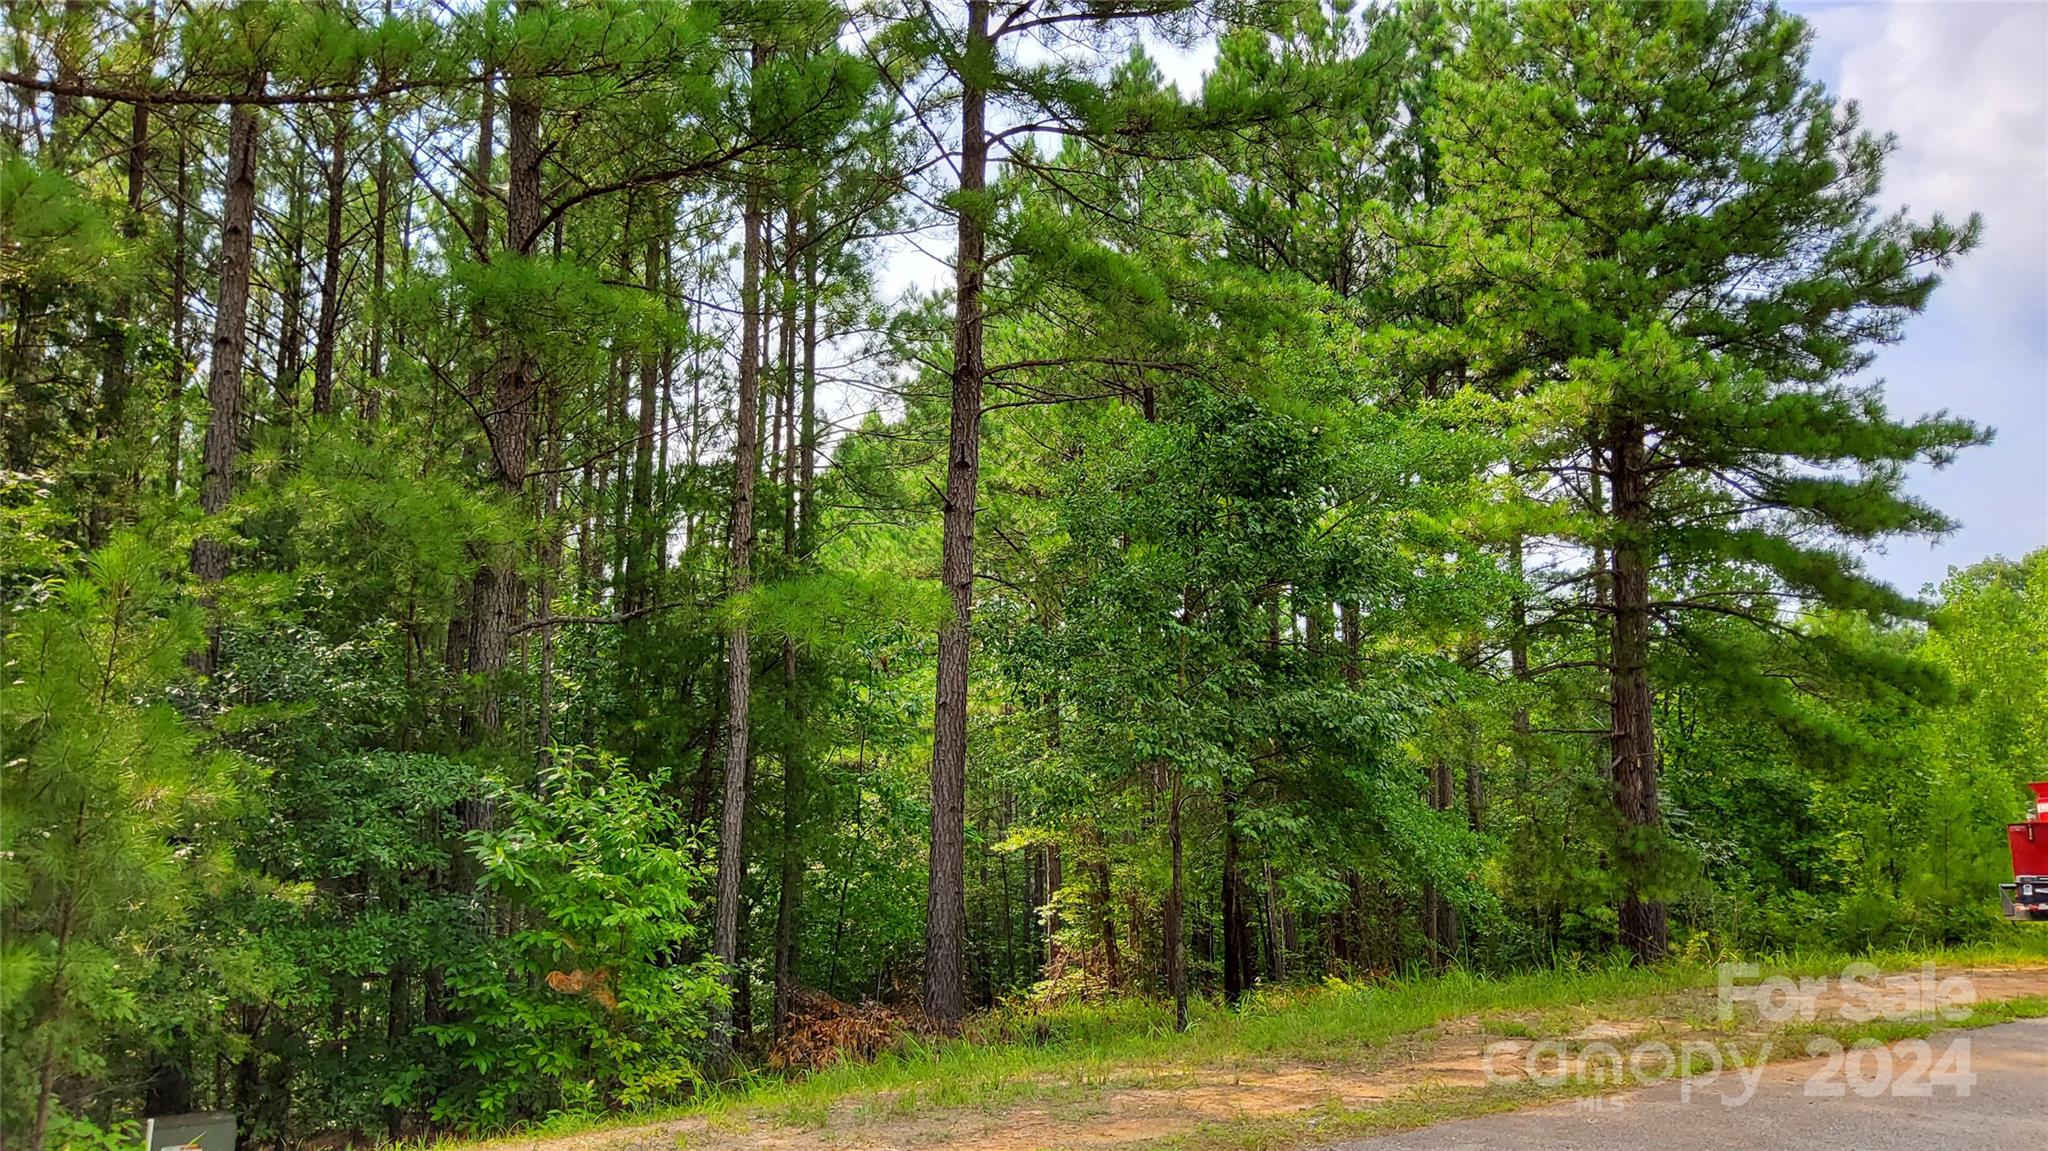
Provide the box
[426,750,722,1122]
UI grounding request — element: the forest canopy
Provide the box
[2,0,2041,1145]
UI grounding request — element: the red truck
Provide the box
[2004,781,2048,922]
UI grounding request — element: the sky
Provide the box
[1794,1,2048,594]
[877,3,2048,598]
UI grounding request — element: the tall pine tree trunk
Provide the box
[1608,416,1667,962]
[276,145,308,432]
[165,122,190,494]
[625,227,661,614]
[447,70,493,718]
[1092,853,1119,988]
[192,96,261,673]
[365,101,390,421]
[312,107,348,415]
[711,44,767,1062]
[798,217,817,563]
[1166,770,1186,1032]
[536,364,564,766]
[1263,862,1286,982]
[1422,759,1459,968]
[473,61,542,736]
[1509,533,1532,790]
[1043,843,1061,972]
[773,207,814,1036]
[926,0,989,1029]
[1221,785,1247,1003]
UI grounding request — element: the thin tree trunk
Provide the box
[1093,853,1119,988]
[1263,862,1286,982]
[1434,759,1460,965]
[1166,772,1186,1032]
[999,792,1016,988]
[448,66,493,715]
[276,143,308,431]
[364,100,389,420]
[779,207,798,548]
[29,881,79,1151]
[771,672,804,1034]
[608,334,633,607]
[382,960,410,1140]
[1509,532,1531,791]
[86,95,150,544]
[1340,601,1361,684]
[536,362,563,766]
[925,0,989,1029]
[626,228,661,614]
[688,665,723,855]
[1167,582,1193,1029]
[798,214,818,562]
[166,122,190,493]
[1464,754,1485,833]
[772,206,813,1036]
[312,106,348,415]
[192,96,262,672]
[710,46,767,1063]
[1222,786,1248,1002]
[1044,842,1062,972]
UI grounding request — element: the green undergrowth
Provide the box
[452,936,2048,1150]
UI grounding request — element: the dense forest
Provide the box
[3,0,2043,1144]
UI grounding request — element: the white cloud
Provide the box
[1800,1,2048,591]
[1806,0,2046,329]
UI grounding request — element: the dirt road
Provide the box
[472,966,2048,1151]
[1328,1016,2048,1151]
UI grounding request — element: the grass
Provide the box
[451,935,2048,1151]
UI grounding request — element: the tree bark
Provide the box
[798,215,818,562]
[383,961,410,1140]
[925,0,989,1029]
[165,121,190,493]
[312,106,348,415]
[1423,758,1459,968]
[1509,532,1532,791]
[773,206,818,1036]
[625,226,662,614]
[711,45,767,1063]
[1043,842,1062,972]
[1092,854,1119,988]
[1263,862,1287,982]
[536,357,563,767]
[364,99,390,420]
[191,96,261,671]
[1608,416,1667,963]
[1166,772,1187,1031]
[275,143,308,429]
[471,59,542,735]
[1340,600,1361,684]
[1222,786,1247,1003]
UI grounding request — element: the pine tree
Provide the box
[1427,0,1984,961]
[872,0,1204,1029]
[1,536,240,1148]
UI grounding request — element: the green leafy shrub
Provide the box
[426,750,722,1123]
